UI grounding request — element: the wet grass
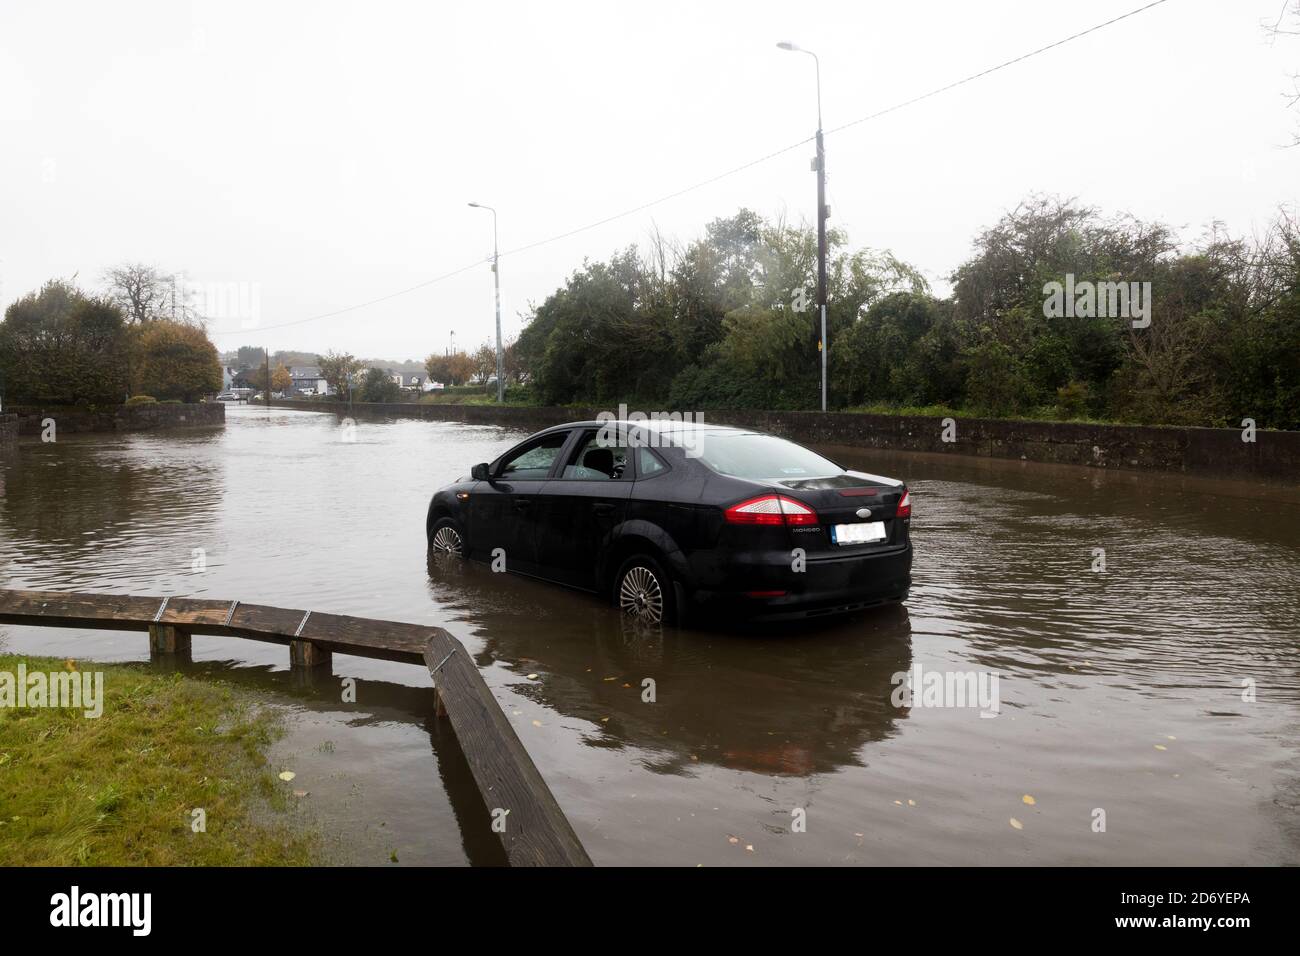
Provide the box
[0,655,317,866]
[842,401,1133,425]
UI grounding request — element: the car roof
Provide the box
[542,418,763,448]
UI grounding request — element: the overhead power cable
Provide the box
[210,0,1174,338]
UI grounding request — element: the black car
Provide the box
[426,420,912,624]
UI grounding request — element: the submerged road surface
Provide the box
[1,404,1296,865]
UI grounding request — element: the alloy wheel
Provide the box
[619,565,664,623]
[430,526,464,555]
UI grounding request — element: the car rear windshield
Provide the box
[695,433,841,481]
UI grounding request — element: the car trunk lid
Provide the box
[767,471,907,553]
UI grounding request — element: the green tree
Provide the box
[472,343,497,385]
[134,319,222,401]
[319,351,362,398]
[359,367,401,402]
[509,199,1298,428]
[0,280,130,405]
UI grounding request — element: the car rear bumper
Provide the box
[684,543,913,620]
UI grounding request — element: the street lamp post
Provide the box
[778,41,828,412]
[468,202,504,403]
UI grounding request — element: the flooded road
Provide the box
[1,404,1297,865]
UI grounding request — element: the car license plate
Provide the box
[832,521,886,545]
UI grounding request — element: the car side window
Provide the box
[560,430,629,480]
[498,432,569,479]
[636,446,667,478]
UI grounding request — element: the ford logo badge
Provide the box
[855,507,872,519]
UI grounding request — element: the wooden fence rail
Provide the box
[0,588,591,867]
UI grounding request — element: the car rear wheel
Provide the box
[615,554,676,626]
[428,517,466,556]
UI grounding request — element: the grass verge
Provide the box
[0,655,317,865]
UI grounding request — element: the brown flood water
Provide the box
[1,404,1297,866]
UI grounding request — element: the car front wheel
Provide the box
[614,554,676,626]
[428,516,467,556]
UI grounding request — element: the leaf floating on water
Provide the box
[1022,794,1036,805]
[532,720,543,727]
[1166,735,1177,741]
[1009,817,1024,830]
[727,835,739,845]
[907,799,916,807]
[745,844,754,852]
[278,771,296,782]
[1154,744,1167,751]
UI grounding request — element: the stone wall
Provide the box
[10,402,225,436]
[269,400,1299,483]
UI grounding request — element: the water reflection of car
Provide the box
[423,554,915,776]
[426,420,912,625]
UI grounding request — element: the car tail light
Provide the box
[896,489,911,519]
[724,494,819,526]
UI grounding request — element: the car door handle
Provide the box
[513,499,532,511]
[592,502,615,515]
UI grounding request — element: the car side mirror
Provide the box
[471,462,491,481]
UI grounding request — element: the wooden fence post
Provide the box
[148,623,191,657]
[289,639,331,670]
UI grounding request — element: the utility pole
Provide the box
[778,41,829,411]
[816,127,828,413]
[468,202,504,402]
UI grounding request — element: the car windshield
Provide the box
[695,433,841,481]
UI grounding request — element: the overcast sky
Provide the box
[2,0,1296,361]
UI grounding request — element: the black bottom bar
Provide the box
[1,866,1284,941]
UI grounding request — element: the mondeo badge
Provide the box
[856,507,872,519]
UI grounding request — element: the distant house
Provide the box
[290,365,329,396]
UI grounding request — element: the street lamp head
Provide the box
[776,41,800,51]
[467,202,481,208]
